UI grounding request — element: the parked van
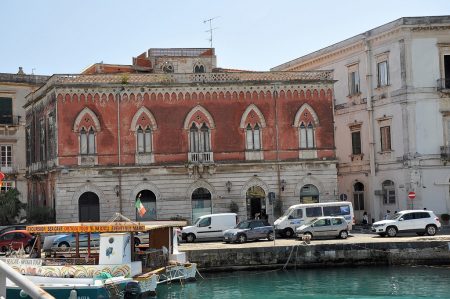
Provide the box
[274,202,354,238]
[181,213,238,243]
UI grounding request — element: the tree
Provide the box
[0,189,25,225]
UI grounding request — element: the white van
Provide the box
[181,213,238,243]
[274,202,354,237]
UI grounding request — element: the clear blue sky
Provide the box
[2,0,450,75]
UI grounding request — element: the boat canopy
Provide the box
[26,221,186,234]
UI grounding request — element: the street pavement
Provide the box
[179,227,450,251]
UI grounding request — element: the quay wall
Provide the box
[183,241,450,271]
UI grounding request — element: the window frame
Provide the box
[351,131,362,155]
[80,126,96,155]
[347,63,360,96]
[0,145,12,167]
[377,60,389,87]
[299,122,315,149]
[380,125,392,152]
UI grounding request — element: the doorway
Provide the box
[79,192,100,222]
[246,186,266,220]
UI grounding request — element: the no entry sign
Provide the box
[408,191,416,200]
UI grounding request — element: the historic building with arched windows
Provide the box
[25,48,337,224]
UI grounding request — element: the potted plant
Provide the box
[229,201,239,214]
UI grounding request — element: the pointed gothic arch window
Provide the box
[194,64,205,73]
[299,122,315,149]
[137,126,152,153]
[246,123,261,150]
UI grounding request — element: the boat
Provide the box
[1,218,197,298]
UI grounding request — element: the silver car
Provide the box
[296,216,349,240]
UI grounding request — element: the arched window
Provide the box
[194,65,205,73]
[192,188,212,221]
[136,190,157,221]
[353,182,365,211]
[299,122,315,148]
[300,184,319,203]
[246,123,261,150]
[190,123,210,153]
[190,123,199,152]
[137,126,152,153]
[382,180,396,204]
[200,123,210,152]
[80,127,96,155]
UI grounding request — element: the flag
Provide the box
[135,199,147,217]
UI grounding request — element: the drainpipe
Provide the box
[364,37,377,219]
[273,85,281,219]
[117,91,122,214]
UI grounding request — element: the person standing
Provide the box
[384,210,391,220]
[362,212,369,227]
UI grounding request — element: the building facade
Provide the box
[25,48,338,224]
[273,16,450,222]
[0,69,48,211]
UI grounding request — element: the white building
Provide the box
[273,16,450,223]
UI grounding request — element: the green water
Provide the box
[157,266,450,299]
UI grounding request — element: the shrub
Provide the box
[0,189,25,225]
[440,213,450,222]
[27,206,55,224]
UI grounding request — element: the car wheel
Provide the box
[267,232,275,241]
[134,237,141,246]
[58,242,70,249]
[426,225,437,236]
[186,233,196,243]
[24,245,31,254]
[284,228,294,238]
[339,230,348,239]
[416,232,425,236]
[386,226,397,237]
[237,234,247,243]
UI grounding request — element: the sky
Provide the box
[1,0,450,75]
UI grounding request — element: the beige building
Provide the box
[0,69,48,211]
[273,16,450,223]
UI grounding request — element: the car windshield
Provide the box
[193,217,201,225]
[236,221,251,229]
[391,213,402,220]
[306,218,318,225]
[282,208,294,217]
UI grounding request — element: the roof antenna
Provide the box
[203,16,219,49]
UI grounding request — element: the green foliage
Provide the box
[441,213,450,222]
[120,74,129,84]
[0,189,25,225]
[229,201,239,213]
[27,206,55,224]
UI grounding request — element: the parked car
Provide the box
[0,230,33,253]
[0,225,27,236]
[295,216,349,240]
[223,219,274,243]
[52,233,100,249]
[182,213,238,243]
[372,210,441,237]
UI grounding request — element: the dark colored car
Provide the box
[223,220,274,243]
[0,230,33,253]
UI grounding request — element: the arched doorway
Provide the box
[246,186,266,219]
[136,190,157,221]
[79,192,100,222]
[300,184,319,203]
[353,182,365,222]
[191,188,212,221]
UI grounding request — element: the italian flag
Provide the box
[135,199,147,217]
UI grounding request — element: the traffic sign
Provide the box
[408,191,416,200]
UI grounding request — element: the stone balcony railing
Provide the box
[188,152,214,164]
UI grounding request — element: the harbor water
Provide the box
[158,266,450,299]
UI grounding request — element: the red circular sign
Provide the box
[408,191,416,199]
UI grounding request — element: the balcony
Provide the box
[441,146,450,161]
[0,115,22,126]
[437,78,450,92]
[188,152,213,164]
[0,164,19,174]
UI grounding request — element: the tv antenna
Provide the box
[203,16,219,49]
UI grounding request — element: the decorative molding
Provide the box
[183,105,216,129]
[293,103,320,127]
[186,179,216,200]
[130,106,158,131]
[73,107,101,132]
[240,177,269,197]
[294,176,325,197]
[239,104,267,128]
[129,181,162,202]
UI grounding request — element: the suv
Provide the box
[372,210,441,237]
[296,216,349,240]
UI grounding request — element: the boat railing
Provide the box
[0,259,55,299]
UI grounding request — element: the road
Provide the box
[179,229,450,251]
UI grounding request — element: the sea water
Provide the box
[157,266,450,299]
